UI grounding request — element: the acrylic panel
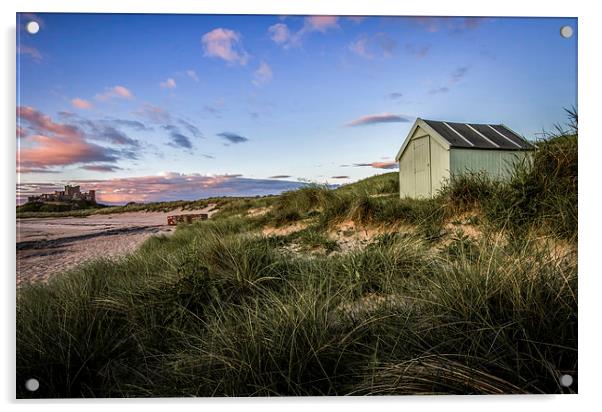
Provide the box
[16,13,578,398]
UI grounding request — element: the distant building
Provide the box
[395,118,534,198]
[27,185,96,203]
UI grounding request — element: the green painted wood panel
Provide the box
[450,149,530,179]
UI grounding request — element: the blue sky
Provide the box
[16,13,577,204]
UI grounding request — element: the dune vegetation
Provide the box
[16,116,577,397]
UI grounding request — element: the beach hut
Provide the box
[395,118,534,198]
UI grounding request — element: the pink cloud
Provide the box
[95,85,134,101]
[202,28,249,66]
[303,16,339,33]
[348,33,396,59]
[17,45,43,62]
[71,98,93,109]
[160,78,177,89]
[268,23,291,44]
[252,62,273,86]
[17,106,122,173]
[268,16,340,49]
[19,134,118,171]
[351,161,399,170]
[61,172,304,204]
[346,113,412,127]
[134,103,171,123]
[18,106,81,139]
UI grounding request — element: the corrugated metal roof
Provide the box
[423,119,533,150]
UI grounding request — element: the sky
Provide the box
[16,13,577,205]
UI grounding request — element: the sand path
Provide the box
[16,205,216,285]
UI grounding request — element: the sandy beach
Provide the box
[16,205,216,285]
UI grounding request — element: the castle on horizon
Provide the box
[27,185,96,204]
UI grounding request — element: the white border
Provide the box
[2,1,599,411]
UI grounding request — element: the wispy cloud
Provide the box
[217,132,249,144]
[186,69,199,82]
[348,33,396,59]
[17,45,43,62]
[135,104,171,123]
[428,66,469,95]
[351,161,399,170]
[408,17,488,33]
[178,119,203,138]
[346,113,412,127]
[163,125,193,150]
[304,16,339,33]
[202,28,249,66]
[81,164,123,172]
[43,172,306,204]
[111,119,152,131]
[429,86,450,95]
[268,16,340,49]
[450,66,469,83]
[405,43,431,58]
[159,78,177,89]
[71,98,93,110]
[95,85,134,101]
[253,61,273,86]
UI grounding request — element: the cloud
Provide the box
[450,66,469,83]
[71,98,93,110]
[19,133,119,172]
[202,28,250,66]
[217,132,249,144]
[18,106,81,139]
[135,104,171,123]
[269,175,292,179]
[405,43,431,58]
[17,107,139,173]
[388,92,403,100]
[349,33,396,59]
[178,119,203,138]
[303,16,339,33]
[346,113,412,127]
[61,114,141,147]
[111,119,152,131]
[160,78,177,89]
[428,67,469,95]
[352,161,399,170]
[186,69,199,82]
[268,16,339,49]
[253,61,273,86]
[163,125,193,150]
[95,85,134,101]
[51,172,307,204]
[409,17,488,33]
[331,175,350,179]
[429,86,450,95]
[81,164,123,172]
[268,23,291,45]
[17,45,43,62]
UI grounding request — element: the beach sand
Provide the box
[16,205,216,285]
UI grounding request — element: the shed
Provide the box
[395,118,534,198]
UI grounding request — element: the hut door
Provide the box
[413,136,431,197]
